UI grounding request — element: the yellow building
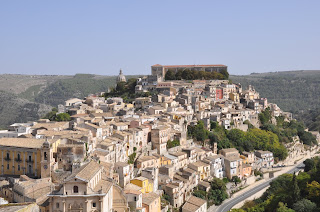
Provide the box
[240,155,249,164]
[130,177,153,193]
[153,154,172,167]
[0,138,55,178]
[229,93,240,103]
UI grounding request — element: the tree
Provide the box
[193,189,207,200]
[175,69,183,80]
[165,70,175,80]
[210,121,219,130]
[231,176,241,186]
[167,140,180,149]
[116,81,126,93]
[291,173,301,205]
[304,159,315,172]
[128,152,136,164]
[43,108,58,121]
[293,199,317,212]
[126,78,137,91]
[277,202,295,212]
[306,181,320,203]
[259,108,272,126]
[208,189,228,205]
[55,113,71,122]
[194,121,208,142]
[220,69,229,79]
[210,178,227,190]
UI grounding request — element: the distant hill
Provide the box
[230,70,320,114]
[0,73,140,128]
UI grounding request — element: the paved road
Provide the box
[213,163,305,212]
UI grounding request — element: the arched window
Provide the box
[17,153,20,161]
[73,186,78,193]
[6,153,9,160]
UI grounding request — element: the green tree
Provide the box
[116,81,126,93]
[193,189,207,200]
[55,113,71,122]
[259,108,272,126]
[52,107,58,112]
[291,173,301,205]
[276,202,295,212]
[293,199,317,212]
[175,69,183,80]
[232,176,241,186]
[43,108,57,121]
[208,189,228,205]
[304,159,315,172]
[306,181,320,203]
[192,121,208,143]
[165,70,176,80]
[167,140,180,149]
[128,152,136,164]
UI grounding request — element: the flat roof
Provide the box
[0,138,45,149]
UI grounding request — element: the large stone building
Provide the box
[0,138,54,178]
[48,161,113,212]
[151,64,228,81]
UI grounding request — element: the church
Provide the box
[117,69,126,83]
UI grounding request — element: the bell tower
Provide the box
[41,139,53,178]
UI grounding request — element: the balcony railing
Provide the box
[26,159,34,163]
[15,158,22,162]
[4,157,11,161]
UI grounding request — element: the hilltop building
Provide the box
[117,69,127,83]
[151,64,228,81]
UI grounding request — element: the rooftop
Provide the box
[66,161,101,182]
[142,192,160,205]
[0,138,45,149]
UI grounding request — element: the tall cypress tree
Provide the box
[291,172,301,206]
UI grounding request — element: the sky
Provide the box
[0,1,320,76]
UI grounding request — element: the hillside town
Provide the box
[0,64,319,212]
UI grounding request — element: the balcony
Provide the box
[4,157,11,161]
[15,158,22,163]
[26,159,34,163]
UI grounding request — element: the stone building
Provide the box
[0,138,55,178]
[48,161,113,212]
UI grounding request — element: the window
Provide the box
[29,155,32,162]
[92,202,96,208]
[6,153,9,159]
[7,164,9,169]
[73,186,78,193]
[44,152,47,160]
[17,154,20,161]
[56,203,60,208]
[18,165,20,171]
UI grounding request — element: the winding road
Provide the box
[213,163,305,212]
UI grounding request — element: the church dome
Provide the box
[117,69,126,83]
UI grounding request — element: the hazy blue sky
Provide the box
[1,1,319,76]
